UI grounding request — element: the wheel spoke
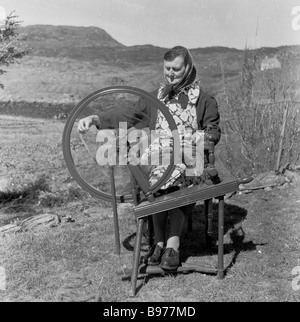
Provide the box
[62,86,178,203]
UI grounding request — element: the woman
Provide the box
[78,46,221,270]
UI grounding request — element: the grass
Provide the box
[1,106,300,302]
[1,46,300,301]
[1,181,300,302]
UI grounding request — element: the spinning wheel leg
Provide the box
[204,199,213,247]
[130,217,145,296]
[110,166,121,255]
[147,216,154,248]
[217,196,225,279]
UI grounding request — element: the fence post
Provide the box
[275,101,289,174]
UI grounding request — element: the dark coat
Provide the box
[97,87,221,144]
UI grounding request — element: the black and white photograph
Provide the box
[0,0,299,306]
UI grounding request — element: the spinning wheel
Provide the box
[62,86,178,202]
[62,86,253,297]
[62,86,179,253]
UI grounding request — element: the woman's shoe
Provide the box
[147,244,164,266]
[159,247,180,270]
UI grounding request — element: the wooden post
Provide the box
[275,102,289,174]
[110,166,121,255]
[217,196,225,279]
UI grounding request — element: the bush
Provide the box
[37,185,88,208]
[0,175,50,213]
[0,12,27,88]
[217,46,300,175]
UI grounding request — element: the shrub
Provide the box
[0,175,50,213]
[0,12,27,89]
[217,46,300,175]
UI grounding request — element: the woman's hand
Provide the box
[191,131,203,146]
[77,115,100,134]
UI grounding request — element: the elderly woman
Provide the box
[78,46,220,270]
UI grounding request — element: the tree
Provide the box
[0,11,27,89]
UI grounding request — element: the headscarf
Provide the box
[160,48,197,108]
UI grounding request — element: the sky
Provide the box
[0,0,299,49]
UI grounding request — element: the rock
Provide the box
[264,186,273,191]
[0,178,9,192]
[21,214,61,232]
[56,273,102,302]
[240,189,253,194]
[83,207,113,220]
[225,191,236,199]
[284,170,300,184]
[83,203,134,221]
[241,171,287,190]
[0,224,22,235]
[277,182,290,189]
[259,172,286,186]
[285,176,292,183]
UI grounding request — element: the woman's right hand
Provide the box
[77,115,100,134]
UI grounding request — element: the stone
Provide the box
[284,170,300,184]
[0,178,9,192]
[285,176,292,183]
[0,224,22,235]
[264,186,273,191]
[277,182,290,189]
[242,171,287,190]
[21,213,61,232]
[83,207,113,220]
[259,172,286,186]
[239,184,246,191]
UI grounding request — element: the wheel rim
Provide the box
[62,86,179,203]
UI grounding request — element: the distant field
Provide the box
[0,56,163,103]
[0,54,239,105]
[0,114,67,185]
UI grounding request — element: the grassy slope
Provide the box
[0,51,240,105]
[0,56,162,103]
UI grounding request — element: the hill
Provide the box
[18,25,243,63]
[18,24,299,65]
[19,24,124,49]
[0,24,298,104]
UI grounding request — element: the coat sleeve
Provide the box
[197,93,221,144]
[96,96,151,130]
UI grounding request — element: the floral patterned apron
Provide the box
[140,82,204,190]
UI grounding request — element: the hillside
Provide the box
[17,25,299,65]
[0,24,298,104]
[20,25,124,48]
[18,25,243,63]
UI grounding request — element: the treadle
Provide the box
[127,181,235,295]
[133,177,239,219]
[121,264,218,281]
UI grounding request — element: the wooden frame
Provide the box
[127,176,239,296]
